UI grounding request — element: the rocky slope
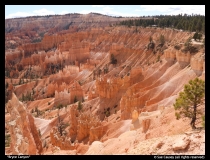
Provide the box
[5,15,205,155]
[5,13,151,49]
[5,13,138,33]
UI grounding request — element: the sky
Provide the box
[5,5,205,19]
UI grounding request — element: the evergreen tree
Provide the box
[38,129,41,137]
[149,36,153,43]
[174,78,205,129]
[35,106,39,116]
[195,19,202,32]
[159,34,165,45]
[22,94,25,101]
[176,21,183,29]
[193,32,199,41]
[184,37,192,52]
[197,33,202,41]
[110,54,117,65]
[19,78,21,85]
[5,82,8,89]
[201,22,205,33]
[57,113,66,136]
[77,101,83,111]
[117,14,204,33]
[74,96,78,103]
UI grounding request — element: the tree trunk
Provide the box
[190,105,197,129]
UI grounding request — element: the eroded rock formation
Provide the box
[5,20,205,155]
[6,93,43,155]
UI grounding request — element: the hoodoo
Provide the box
[5,10,205,155]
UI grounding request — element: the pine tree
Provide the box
[35,106,39,116]
[110,54,117,65]
[174,78,205,129]
[197,33,202,41]
[5,82,8,89]
[38,129,41,137]
[201,22,205,33]
[74,96,78,103]
[57,113,66,136]
[22,94,25,102]
[77,101,83,111]
[159,34,165,45]
[19,78,21,85]
[195,19,202,32]
[193,32,198,41]
[184,37,192,52]
[149,36,153,43]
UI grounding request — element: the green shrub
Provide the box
[110,54,117,65]
[77,101,83,111]
[159,34,165,45]
[174,45,181,50]
[5,134,11,147]
[105,111,110,117]
[74,96,78,103]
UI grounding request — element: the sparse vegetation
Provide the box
[148,41,155,50]
[57,113,66,136]
[193,32,202,41]
[35,106,42,117]
[5,82,8,89]
[5,134,11,147]
[105,111,110,117]
[174,44,181,50]
[77,101,83,111]
[182,37,197,53]
[31,38,42,43]
[58,104,63,109]
[20,91,34,102]
[110,54,117,65]
[159,34,165,45]
[74,96,78,103]
[149,36,153,43]
[104,108,111,117]
[38,129,41,137]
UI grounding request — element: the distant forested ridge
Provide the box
[117,14,205,33]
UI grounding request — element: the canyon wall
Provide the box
[6,93,43,155]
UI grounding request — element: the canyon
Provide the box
[5,13,205,155]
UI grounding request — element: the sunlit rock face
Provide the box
[6,93,43,155]
[5,14,205,155]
